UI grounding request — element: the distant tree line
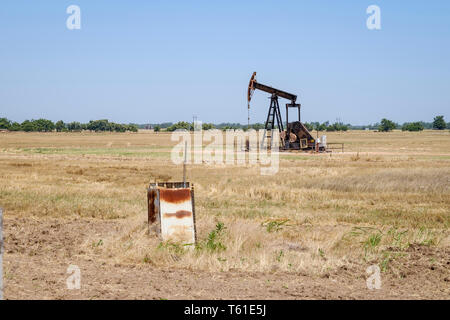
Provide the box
[157,122,266,132]
[0,118,138,132]
[401,122,424,132]
[375,116,448,132]
[304,121,349,132]
[1,116,448,133]
[303,116,448,132]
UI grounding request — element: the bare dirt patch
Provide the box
[3,217,448,300]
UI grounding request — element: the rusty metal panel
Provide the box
[159,187,195,244]
[147,188,158,224]
[147,183,196,245]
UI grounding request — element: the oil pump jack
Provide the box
[247,72,317,150]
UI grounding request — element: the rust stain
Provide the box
[159,188,191,204]
[163,210,192,219]
[147,189,158,224]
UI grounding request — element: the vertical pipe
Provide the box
[191,185,197,243]
[286,104,289,132]
[183,141,187,187]
[316,130,319,153]
[247,103,250,130]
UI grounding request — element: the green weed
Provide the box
[262,219,289,233]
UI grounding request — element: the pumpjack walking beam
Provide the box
[247,72,298,147]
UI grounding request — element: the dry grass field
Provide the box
[0,130,449,299]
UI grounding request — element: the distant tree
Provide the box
[87,119,110,132]
[378,118,397,132]
[432,115,446,130]
[216,123,243,130]
[314,122,328,131]
[126,124,138,132]
[326,122,348,132]
[402,122,424,132]
[167,121,191,132]
[67,121,82,132]
[251,123,265,130]
[9,122,22,131]
[202,123,215,130]
[32,119,55,132]
[55,120,65,132]
[154,125,161,132]
[111,123,125,132]
[21,120,35,132]
[127,124,139,132]
[309,122,319,130]
[303,122,314,131]
[0,117,11,130]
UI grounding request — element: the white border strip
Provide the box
[0,207,3,300]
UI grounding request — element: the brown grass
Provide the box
[0,130,449,275]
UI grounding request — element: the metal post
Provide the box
[247,103,250,130]
[316,130,319,153]
[183,141,187,187]
[286,104,289,132]
[0,207,3,300]
[275,98,284,132]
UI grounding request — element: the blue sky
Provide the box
[1,1,449,125]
